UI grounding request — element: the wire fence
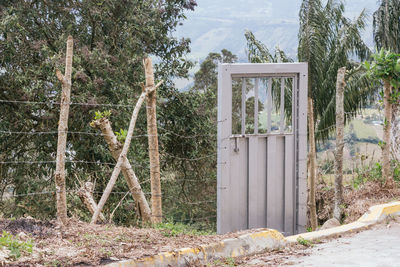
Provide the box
[1,96,377,225]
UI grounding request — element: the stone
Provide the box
[320,218,340,230]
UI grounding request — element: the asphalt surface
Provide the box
[286,222,400,267]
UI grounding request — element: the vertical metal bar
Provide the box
[217,64,233,234]
[280,78,285,134]
[284,135,294,234]
[254,78,259,134]
[291,77,295,133]
[241,78,246,135]
[292,75,297,235]
[267,78,272,133]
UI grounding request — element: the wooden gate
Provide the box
[217,63,308,235]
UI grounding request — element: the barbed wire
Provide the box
[161,151,217,161]
[0,129,215,139]
[0,130,153,138]
[0,99,133,108]
[157,126,216,139]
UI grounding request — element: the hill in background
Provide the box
[174,0,378,88]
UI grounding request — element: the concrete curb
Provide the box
[106,201,400,267]
[105,229,284,267]
[286,201,400,243]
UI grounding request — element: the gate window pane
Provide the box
[259,77,293,134]
[258,78,268,134]
[232,77,242,134]
[283,78,294,133]
[245,78,256,134]
[271,78,282,133]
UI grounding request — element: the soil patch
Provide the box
[0,217,257,266]
[316,180,400,225]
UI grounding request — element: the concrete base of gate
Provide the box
[105,201,400,267]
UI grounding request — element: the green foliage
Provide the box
[297,236,314,247]
[115,129,127,143]
[0,231,33,259]
[352,162,384,189]
[351,160,400,189]
[211,257,236,267]
[0,0,196,224]
[94,110,112,121]
[364,49,400,88]
[373,0,400,53]
[298,0,374,141]
[154,220,213,237]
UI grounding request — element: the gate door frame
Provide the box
[217,63,308,235]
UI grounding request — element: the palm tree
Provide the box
[373,0,400,162]
[373,0,400,53]
[246,0,373,229]
[298,0,373,229]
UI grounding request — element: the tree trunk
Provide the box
[77,182,106,222]
[391,103,400,162]
[383,79,393,182]
[90,81,160,224]
[90,118,151,223]
[307,97,318,230]
[333,67,345,221]
[144,58,162,224]
[54,36,73,225]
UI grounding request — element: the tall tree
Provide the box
[373,0,400,53]
[373,0,400,161]
[297,0,370,229]
[365,50,400,184]
[246,1,372,228]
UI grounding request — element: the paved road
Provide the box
[239,219,400,267]
[286,222,400,267]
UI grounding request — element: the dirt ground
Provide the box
[227,216,400,267]
[316,180,400,225]
[1,181,398,266]
[0,218,254,266]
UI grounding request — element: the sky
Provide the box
[173,0,379,88]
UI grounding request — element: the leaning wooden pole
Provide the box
[54,35,73,225]
[90,80,163,224]
[144,58,162,224]
[91,118,152,222]
[333,67,346,221]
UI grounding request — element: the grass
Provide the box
[0,231,33,259]
[154,221,214,237]
[345,119,378,139]
[297,236,313,247]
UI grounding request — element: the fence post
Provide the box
[54,35,73,225]
[144,58,162,224]
[334,67,346,221]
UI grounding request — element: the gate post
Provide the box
[217,64,233,234]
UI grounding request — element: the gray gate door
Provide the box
[217,63,308,235]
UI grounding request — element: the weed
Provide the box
[297,236,313,247]
[0,231,33,259]
[211,257,236,267]
[154,220,213,237]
